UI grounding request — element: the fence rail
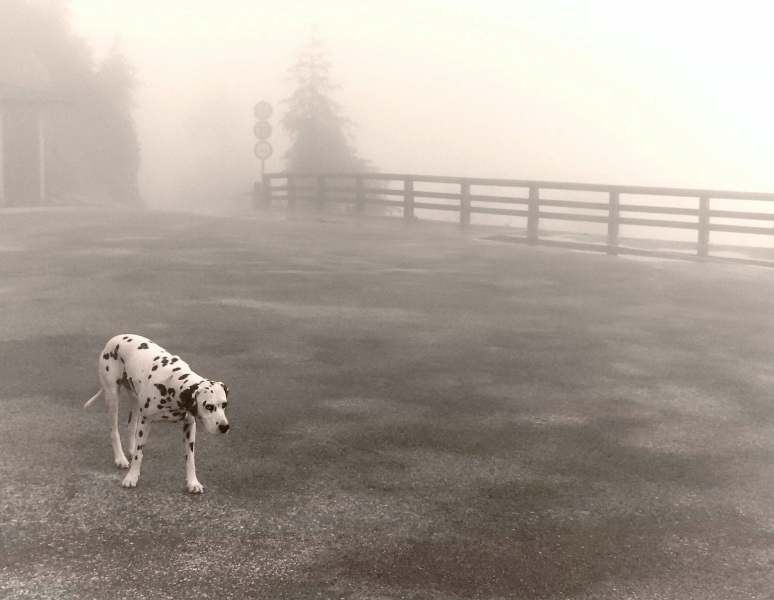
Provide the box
[260,172,774,267]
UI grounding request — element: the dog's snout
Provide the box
[218,423,230,434]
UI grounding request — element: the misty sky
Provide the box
[67,0,774,206]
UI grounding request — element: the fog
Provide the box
[67,0,774,208]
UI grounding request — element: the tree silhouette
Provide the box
[281,37,370,173]
[90,42,142,205]
[0,0,142,205]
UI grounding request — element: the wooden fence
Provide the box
[259,172,774,267]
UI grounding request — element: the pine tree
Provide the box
[281,37,370,173]
[92,42,142,205]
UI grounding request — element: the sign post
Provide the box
[252,101,274,207]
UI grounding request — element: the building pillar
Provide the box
[0,109,5,205]
[38,107,45,203]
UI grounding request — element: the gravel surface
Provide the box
[1,207,774,599]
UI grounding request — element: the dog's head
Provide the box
[195,381,230,435]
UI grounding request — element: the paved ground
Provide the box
[2,207,774,599]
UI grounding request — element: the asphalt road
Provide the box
[2,207,774,599]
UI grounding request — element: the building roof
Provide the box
[0,82,66,105]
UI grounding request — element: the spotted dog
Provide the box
[84,334,230,493]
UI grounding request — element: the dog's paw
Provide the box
[115,456,130,469]
[187,480,204,494]
[121,474,139,488]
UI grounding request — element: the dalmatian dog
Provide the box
[84,334,230,493]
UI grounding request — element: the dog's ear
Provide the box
[220,382,229,398]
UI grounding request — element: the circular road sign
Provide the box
[253,101,273,121]
[253,120,272,140]
[254,141,273,160]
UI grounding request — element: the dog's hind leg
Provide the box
[126,393,141,460]
[106,387,130,469]
[122,415,151,488]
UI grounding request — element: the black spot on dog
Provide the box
[189,442,194,452]
[172,367,181,372]
[155,383,167,396]
[102,353,110,360]
[171,357,179,364]
[152,365,158,371]
[138,343,149,350]
[168,388,176,398]
[106,366,109,372]
[108,344,120,360]
[128,411,133,424]
[116,370,133,392]
[154,356,160,361]
[179,383,200,416]
[139,430,143,437]
[178,373,189,381]
[137,444,142,451]
[122,336,129,341]
[161,358,169,367]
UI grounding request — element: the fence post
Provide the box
[287,176,297,211]
[527,185,540,243]
[607,190,620,255]
[316,175,325,211]
[355,175,365,214]
[404,177,415,220]
[698,195,710,258]
[460,179,471,226]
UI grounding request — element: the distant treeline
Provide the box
[0,0,142,206]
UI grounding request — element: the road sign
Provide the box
[254,141,273,160]
[253,121,272,140]
[253,101,272,121]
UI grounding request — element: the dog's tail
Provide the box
[84,389,103,408]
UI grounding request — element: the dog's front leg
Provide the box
[183,416,204,493]
[122,415,150,488]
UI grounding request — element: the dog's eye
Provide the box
[203,403,215,412]
[222,402,228,410]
